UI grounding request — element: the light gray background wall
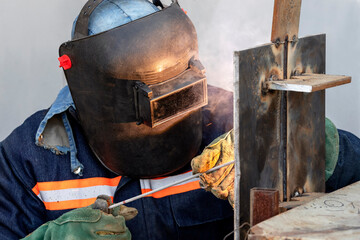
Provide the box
[0,0,359,141]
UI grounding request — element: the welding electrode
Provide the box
[109,160,235,209]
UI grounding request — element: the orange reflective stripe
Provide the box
[32,176,121,192]
[142,180,200,198]
[31,176,121,211]
[32,184,40,196]
[43,196,114,211]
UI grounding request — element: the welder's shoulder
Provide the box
[1,109,47,149]
[0,109,49,177]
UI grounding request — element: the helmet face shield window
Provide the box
[59,2,207,177]
[135,62,207,127]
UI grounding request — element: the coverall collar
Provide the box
[35,86,83,176]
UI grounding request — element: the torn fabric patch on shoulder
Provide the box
[35,86,76,154]
[35,86,84,176]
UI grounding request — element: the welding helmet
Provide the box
[59,0,207,178]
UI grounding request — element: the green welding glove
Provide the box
[325,117,339,181]
[22,195,137,240]
[191,130,235,208]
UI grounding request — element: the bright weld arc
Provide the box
[109,160,235,209]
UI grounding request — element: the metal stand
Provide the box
[233,1,351,239]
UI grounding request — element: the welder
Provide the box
[0,0,233,239]
[0,0,359,239]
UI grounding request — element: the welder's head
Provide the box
[59,0,207,178]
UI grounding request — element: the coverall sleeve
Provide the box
[326,129,360,192]
[0,142,47,239]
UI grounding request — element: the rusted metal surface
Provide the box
[287,34,326,77]
[268,74,351,92]
[234,43,284,227]
[250,188,280,226]
[249,181,360,240]
[286,34,326,200]
[271,0,302,43]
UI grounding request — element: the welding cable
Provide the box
[109,160,235,209]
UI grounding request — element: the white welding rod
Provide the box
[109,160,235,209]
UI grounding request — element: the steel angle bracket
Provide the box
[233,2,351,239]
[234,34,331,228]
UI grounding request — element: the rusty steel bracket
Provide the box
[250,188,280,226]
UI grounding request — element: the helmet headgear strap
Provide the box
[73,0,177,39]
[74,0,103,39]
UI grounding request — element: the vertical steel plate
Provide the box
[234,43,284,224]
[286,34,326,199]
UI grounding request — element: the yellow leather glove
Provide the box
[192,120,340,208]
[191,130,235,207]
